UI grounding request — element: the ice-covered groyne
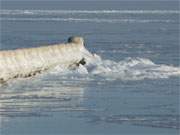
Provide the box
[1,36,180,84]
[0,36,91,83]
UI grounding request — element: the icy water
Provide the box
[0,1,180,135]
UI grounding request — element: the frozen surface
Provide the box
[0,1,179,135]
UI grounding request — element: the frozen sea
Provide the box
[0,1,180,135]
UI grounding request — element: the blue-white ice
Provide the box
[0,1,179,135]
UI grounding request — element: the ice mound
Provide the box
[0,36,92,83]
[0,37,180,84]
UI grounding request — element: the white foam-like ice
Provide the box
[0,18,175,23]
[0,10,179,15]
[87,55,180,80]
[52,52,180,81]
[0,39,179,84]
